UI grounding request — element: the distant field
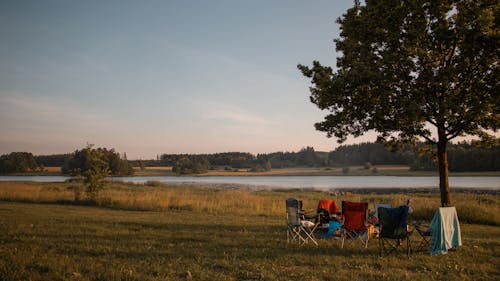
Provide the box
[44,166,61,172]
[0,181,499,280]
[133,166,175,176]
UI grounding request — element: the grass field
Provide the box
[0,181,499,280]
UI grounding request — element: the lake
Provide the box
[0,175,498,190]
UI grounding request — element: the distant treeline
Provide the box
[1,148,133,175]
[127,141,500,172]
[328,141,500,171]
[1,140,499,174]
[153,147,326,169]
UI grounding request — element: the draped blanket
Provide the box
[429,207,462,255]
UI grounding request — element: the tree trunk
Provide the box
[437,133,451,206]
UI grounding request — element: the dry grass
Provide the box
[0,182,74,202]
[0,195,499,280]
[0,181,498,226]
[0,182,285,216]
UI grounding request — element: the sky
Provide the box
[0,0,376,159]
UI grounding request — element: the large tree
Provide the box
[298,0,499,206]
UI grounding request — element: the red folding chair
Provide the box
[341,201,369,248]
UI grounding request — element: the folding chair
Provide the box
[314,200,340,234]
[317,199,340,216]
[374,203,391,219]
[429,207,462,255]
[370,203,391,237]
[340,201,369,248]
[414,224,431,252]
[286,198,318,246]
[378,205,412,256]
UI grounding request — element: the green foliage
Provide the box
[62,146,133,176]
[172,156,210,174]
[158,152,255,168]
[82,145,109,202]
[34,154,72,167]
[296,146,322,167]
[0,152,38,174]
[256,151,298,168]
[410,140,500,171]
[299,0,499,205]
[329,142,409,166]
[256,147,326,168]
[299,0,498,143]
[135,141,500,172]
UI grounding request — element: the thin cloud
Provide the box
[201,102,275,126]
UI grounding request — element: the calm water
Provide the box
[0,175,498,190]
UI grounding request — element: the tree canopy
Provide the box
[299,0,499,205]
[62,147,133,176]
[0,152,38,173]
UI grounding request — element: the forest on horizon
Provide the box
[1,140,499,175]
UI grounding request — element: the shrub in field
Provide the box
[82,145,109,202]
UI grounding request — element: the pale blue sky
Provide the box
[0,0,373,159]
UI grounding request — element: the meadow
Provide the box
[0,181,499,280]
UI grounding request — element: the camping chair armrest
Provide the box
[302,212,317,220]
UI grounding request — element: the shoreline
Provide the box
[5,165,500,177]
[162,181,500,195]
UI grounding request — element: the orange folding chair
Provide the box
[317,199,340,216]
[315,199,341,235]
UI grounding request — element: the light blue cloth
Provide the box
[323,221,343,238]
[429,207,462,255]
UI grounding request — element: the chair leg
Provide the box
[289,226,307,245]
[416,235,430,252]
[340,229,347,248]
[301,226,318,246]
